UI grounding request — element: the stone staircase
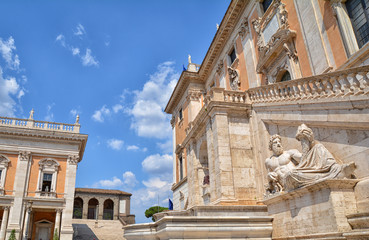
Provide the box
[72,219,126,240]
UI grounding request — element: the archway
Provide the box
[88,198,99,219]
[103,199,114,220]
[73,197,83,219]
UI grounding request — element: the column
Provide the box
[22,205,32,240]
[0,206,10,240]
[6,151,31,239]
[54,209,62,236]
[98,200,103,220]
[82,198,88,219]
[113,199,119,220]
[60,155,78,240]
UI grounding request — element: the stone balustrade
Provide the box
[247,65,369,103]
[0,116,80,133]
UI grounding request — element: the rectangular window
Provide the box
[179,156,183,180]
[263,0,273,13]
[179,108,183,121]
[346,0,369,47]
[229,48,237,64]
[42,173,52,192]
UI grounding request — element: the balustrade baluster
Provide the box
[339,75,353,96]
[292,82,300,100]
[324,78,334,97]
[305,80,312,98]
[358,71,369,94]
[348,73,364,95]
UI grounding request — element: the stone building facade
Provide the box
[0,113,87,240]
[73,188,135,224]
[124,0,369,239]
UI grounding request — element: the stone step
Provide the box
[72,219,126,240]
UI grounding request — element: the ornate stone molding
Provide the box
[170,116,175,128]
[19,151,31,161]
[187,90,202,101]
[238,17,249,40]
[67,155,79,165]
[216,61,224,75]
[39,158,60,171]
[0,155,10,167]
[228,67,240,91]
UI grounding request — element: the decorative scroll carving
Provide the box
[228,67,240,91]
[216,61,224,75]
[170,115,175,128]
[238,17,249,40]
[39,158,60,171]
[19,151,31,161]
[265,124,356,194]
[67,155,79,165]
[187,90,202,101]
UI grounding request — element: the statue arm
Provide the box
[287,149,302,165]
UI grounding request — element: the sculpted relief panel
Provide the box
[265,124,356,195]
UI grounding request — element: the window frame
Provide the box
[36,158,60,197]
[0,155,10,195]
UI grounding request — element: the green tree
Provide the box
[53,228,59,240]
[144,206,168,221]
[8,229,16,240]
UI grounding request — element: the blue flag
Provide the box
[169,199,173,210]
[183,64,187,71]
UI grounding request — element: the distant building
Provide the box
[73,188,135,224]
[124,0,369,239]
[0,113,87,240]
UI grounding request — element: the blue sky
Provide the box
[0,0,229,223]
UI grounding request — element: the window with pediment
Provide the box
[0,155,10,195]
[37,158,60,197]
[252,0,302,85]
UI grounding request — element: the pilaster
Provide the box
[60,155,78,240]
[6,151,31,240]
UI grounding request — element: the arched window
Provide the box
[88,198,99,219]
[103,199,114,220]
[73,197,83,219]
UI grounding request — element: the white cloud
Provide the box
[70,108,81,117]
[0,37,20,70]
[126,145,139,151]
[129,61,178,139]
[74,23,86,37]
[55,34,66,48]
[107,138,124,150]
[142,177,170,189]
[44,104,55,121]
[157,139,173,153]
[142,154,172,175]
[0,68,21,117]
[98,177,123,188]
[122,171,138,187]
[17,89,25,99]
[112,104,123,113]
[81,48,99,67]
[92,105,110,122]
[71,47,80,56]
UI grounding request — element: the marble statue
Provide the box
[266,124,356,193]
[29,109,34,120]
[265,134,301,193]
[188,54,192,64]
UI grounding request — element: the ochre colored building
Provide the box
[0,113,87,240]
[124,0,369,239]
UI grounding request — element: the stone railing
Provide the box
[204,87,248,106]
[247,65,369,103]
[0,116,80,133]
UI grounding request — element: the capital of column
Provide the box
[2,206,9,211]
[170,115,175,128]
[19,151,31,161]
[67,155,79,165]
[56,209,63,214]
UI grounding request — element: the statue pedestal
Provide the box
[263,179,359,240]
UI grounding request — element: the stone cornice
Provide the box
[0,126,88,160]
[171,176,188,191]
[165,0,249,114]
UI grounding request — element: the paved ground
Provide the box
[72,219,126,240]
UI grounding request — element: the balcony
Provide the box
[0,117,80,133]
